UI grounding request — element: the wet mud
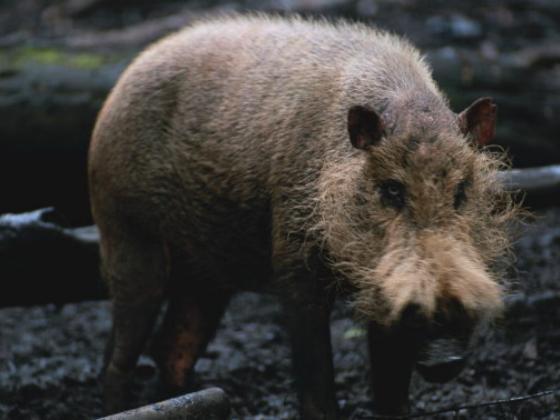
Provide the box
[0,209,559,419]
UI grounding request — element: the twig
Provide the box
[357,388,560,419]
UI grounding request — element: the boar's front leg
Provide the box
[367,324,415,416]
[282,289,337,420]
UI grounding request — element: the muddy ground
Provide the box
[0,208,559,419]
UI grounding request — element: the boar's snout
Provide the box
[396,300,474,383]
[399,303,430,331]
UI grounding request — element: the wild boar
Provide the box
[88,15,517,418]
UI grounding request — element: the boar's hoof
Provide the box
[415,336,469,383]
[416,355,466,383]
[102,368,131,414]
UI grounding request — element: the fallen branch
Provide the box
[98,388,230,420]
[0,208,103,307]
[500,164,560,193]
[63,11,197,50]
[498,164,560,207]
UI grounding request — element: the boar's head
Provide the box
[314,93,518,382]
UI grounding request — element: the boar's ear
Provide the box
[348,105,385,150]
[458,97,497,146]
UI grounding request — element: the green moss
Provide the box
[68,53,105,68]
[13,47,108,69]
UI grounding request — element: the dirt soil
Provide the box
[0,208,559,419]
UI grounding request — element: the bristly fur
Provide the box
[306,142,520,325]
[90,16,515,323]
[90,13,521,362]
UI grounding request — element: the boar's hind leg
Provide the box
[283,296,338,420]
[152,286,230,393]
[100,229,168,414]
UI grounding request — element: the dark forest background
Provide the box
[1,0,560,224]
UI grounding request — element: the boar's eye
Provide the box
[454,180,469,209]
[379,180,406,210]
